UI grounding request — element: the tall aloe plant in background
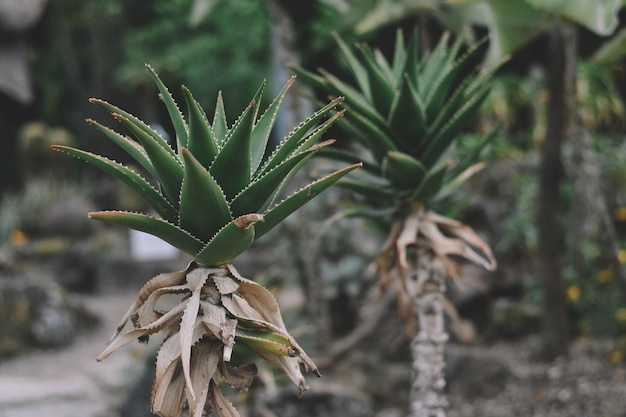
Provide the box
[53,65,360,417]
[292,31,497,417]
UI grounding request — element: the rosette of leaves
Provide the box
[53,65,360,417]
[292,30,497,321]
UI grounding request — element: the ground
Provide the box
[446,336,626,417]
[1,293,625,417]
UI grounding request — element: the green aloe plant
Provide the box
[293,31,497,417]
[53,65,359,417]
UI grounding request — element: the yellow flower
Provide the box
[566,285,581,303]
[618,249,626,264]
[609,349,624,364]
[615,207,626,222]
[597,268,613,284]
[10,230,28,246]
[616,307,626,323]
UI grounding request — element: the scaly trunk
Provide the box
[408,245,449,417]
[539,19,576,359]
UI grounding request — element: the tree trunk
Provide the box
[408,245,448,417]
[538,19,576,360]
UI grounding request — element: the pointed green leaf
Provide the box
[317,147,381,176]
[387,75,427,151]
[250,77,294,174]
[356,44,395,116]
[424,37,488,119]
[212,91,228,146]
[90,98,179,161]
[419,32,451,93]
[250,79,267,123]
[89,211,204,256]
[195,214,263,266]
[382,151,427,189]
[254,163,362,239]
[86,118,157,179]
[210,100,256,200]
[391,29,408,87]
[257,97,344,177]
[319,69,389,130]
[145,64,189,150]
[51,145,177,222]
[113,114,184,207]
[333,33,371,100]
[182,86,219,169]
[230,140,334,217]
[339,102,398,161]
[420,85,490,167]
[288,65,330,93]
[180,148,232,242]
[450,126,500,179]
[335,177,398,203]
[404,30,421,89]
[410,163,450,202]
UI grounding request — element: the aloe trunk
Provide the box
[409,245,449,417]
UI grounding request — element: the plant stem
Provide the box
[409,247,448,417]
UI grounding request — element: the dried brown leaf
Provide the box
[180,269,211,400]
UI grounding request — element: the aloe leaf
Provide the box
[419,32,451,92]
[288,65,330,92]
[450,126,499,179]
[391,29,408,88]
[180,148,232,242]
[387,75,427,151]
[317,147,381,176]
[421,85,490,168]
[257,97,344,177]
[332,33,371,100]
[319,69,389,130]
[145,64,189,150]
[250,79,267,124]
[182,86,219,169]
[51,146,177,222]
[194,214,263,266]
[374,48,394,80]
[210,100,256,200]
[235,328,294,357]
[230,140,333,217]
[90,98,178,158]
[404,30,421,90]
[339,102,398,161]
[291,111,344,158]
[424,37,488,118]
[212,91,228,146]
[250,77,294,174]
[382,151,427,189]
[89,210,204,256]
[425,70,490,145]
[86,118,157,179]
[335,177,397,203]
[113,114,184,207]
[410,163,450,203]
[356,44,395,116]
[255,163,362,239]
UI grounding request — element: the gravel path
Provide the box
[447,336,626,417]
[0,293,156,417]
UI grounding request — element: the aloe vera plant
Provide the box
[293,31,497,417]
[53,65,359,417]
